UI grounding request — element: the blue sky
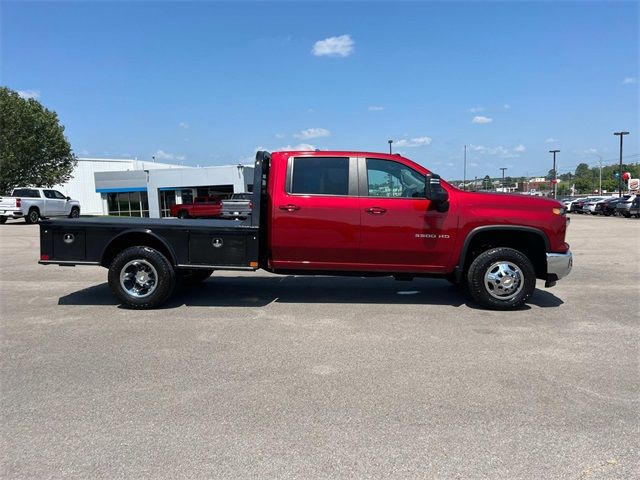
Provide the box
[2,1,638,179]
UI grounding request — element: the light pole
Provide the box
[388,139,393,154]
[614,131,629,196]
[549,150,559,199]
[500,167,507,192]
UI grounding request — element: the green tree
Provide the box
[575,163,590,178]
[0,87,76,194]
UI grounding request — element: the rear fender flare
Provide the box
[100,229,178,266]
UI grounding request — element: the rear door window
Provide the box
[12,188,40,198]
[290,157,350,196]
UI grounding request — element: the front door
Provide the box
[43,189,67,216]
[358,157,455,272]
[270,156,360,270]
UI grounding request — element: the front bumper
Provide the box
[545,251,573,287]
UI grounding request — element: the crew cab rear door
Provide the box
[270,155,360,270]
[357,157,455,272]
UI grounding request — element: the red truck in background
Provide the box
[169,195,222,219]
[39,150,572,310]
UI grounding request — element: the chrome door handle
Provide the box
[279,204,301,212]
[365,207,387,214]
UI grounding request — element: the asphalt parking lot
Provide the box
[1,215,638,479]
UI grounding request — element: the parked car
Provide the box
[39,150,572,311]
[594,196,626,216]
[169,195,222,219]
[626,196,640,218]
[581,196,611,214]
[615,194,638,218]
[568,197,588,213]
[220,193,253,219]
[0,187,80,224]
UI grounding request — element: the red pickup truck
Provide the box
[169,195,222,219]
[39,150,572,310]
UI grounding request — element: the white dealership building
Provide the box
[54,157,254,218]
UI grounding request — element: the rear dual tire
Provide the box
[467,247,536,310]
[108,246,176,309]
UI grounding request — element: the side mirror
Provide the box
[66,196,71,201]
[425,173,449,212]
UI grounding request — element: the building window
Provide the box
[107,192,149,217]
[159,190,176,217]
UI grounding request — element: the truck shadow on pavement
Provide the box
[58,275,563,310]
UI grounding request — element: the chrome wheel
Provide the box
[29,210,39,223]
[119,259,158,298]
[483,261,524,301]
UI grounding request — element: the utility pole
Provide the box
[388,139,393,154]
[549,150,560,199]
[463,145,467,191]
[595,154,603,194]
[614,131,629,197]
[500,167,507,192]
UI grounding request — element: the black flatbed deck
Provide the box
[39,152,269,270]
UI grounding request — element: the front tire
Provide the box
[25,208,40,224]
[467,247,536,310]
[68,207,80,218]
[0,216,6,224]
[108,246,176,309]
[178,210,189,219]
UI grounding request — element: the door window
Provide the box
[43,190,56,199]
[290,157,350,196]
[52,190,67,199]
[365,158,425,198]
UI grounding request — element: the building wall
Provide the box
[53,158,184,215]
[147,165,254,217]
[93,164,255,218]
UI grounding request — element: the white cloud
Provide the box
[275,133,285,139]
[468,162,479,167]
[513,144,526,153]
[394,136,432,148]
[153,149,185,161]
[294,128,331,139]
[445,162,455,167]
[469,107,484,113]
[178,122,189,129]
[276,143,316,151]
[584,148,598,155]
[368,106,384,111]
[503,104,511,110]
[622,77,637,85]
[472,115,493,124]
[469,144,525,158]
[17,89,40,99]
[545,138,558,143]
[312,34,354,57]
[80,149,90,155]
